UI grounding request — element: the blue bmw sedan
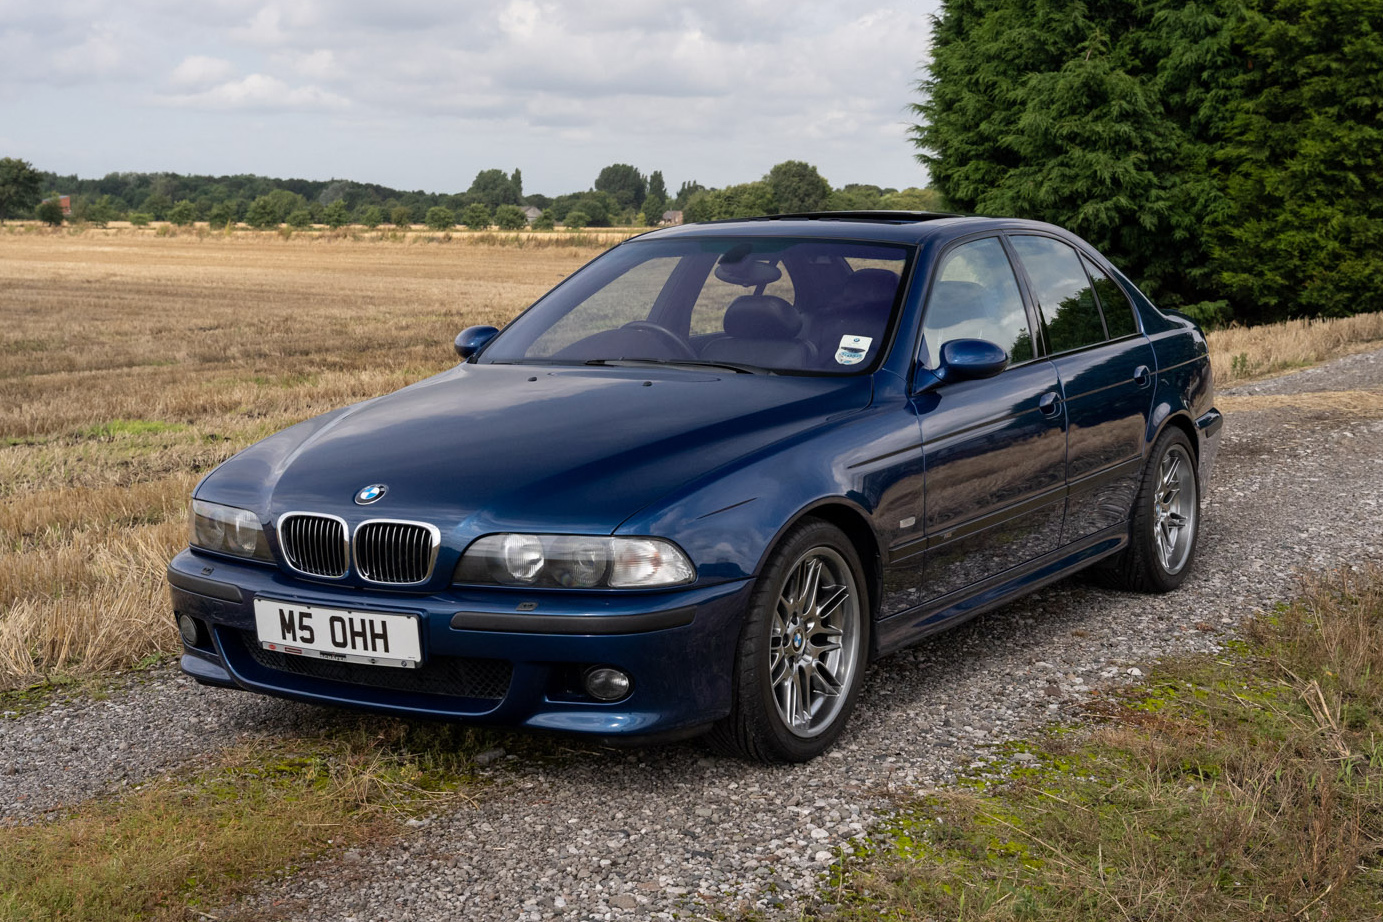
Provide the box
[168,212,1221,762]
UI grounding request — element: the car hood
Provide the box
[199,363,873,535]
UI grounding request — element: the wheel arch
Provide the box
[1156,412,1200,468]
[759,499,884,623]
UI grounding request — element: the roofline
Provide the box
[696,210,962,226]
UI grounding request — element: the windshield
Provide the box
[480,236,913,375]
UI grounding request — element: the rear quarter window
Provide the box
[1082,255,1139,339]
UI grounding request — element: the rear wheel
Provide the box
[1099,426,1200,593]
[708,520,869,762]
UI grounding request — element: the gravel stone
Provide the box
[3,347,1381,918]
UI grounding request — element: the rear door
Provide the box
[1007,235,1157,544]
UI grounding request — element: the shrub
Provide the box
[460,203,491,230]
[424,206,456,231]
[323,200,350,229]
[390,205,412,228]
[167,200,198,227]
[493,204,528,230]
[286,210,312,228]
[36,200,64,226]
[128,213,152,227]
[532,210,555,231]
[563,210,589,230]
[206,202,236,230]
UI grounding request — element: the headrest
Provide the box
[724,295,802,339]
[841,268,901,305]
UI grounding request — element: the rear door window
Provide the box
[1009,235,1106,354]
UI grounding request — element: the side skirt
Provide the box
[872,525,1128,658]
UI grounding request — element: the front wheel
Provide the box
[708,520,869,762]
[1099,426,1200,593]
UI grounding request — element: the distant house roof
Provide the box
[522,206,542,222]
[661,210,684,225]
[41,195,73,216]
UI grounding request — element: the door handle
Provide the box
[1133,365,1152,388]
[1038,391,1062,416]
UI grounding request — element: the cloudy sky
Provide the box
[0,0,943,196]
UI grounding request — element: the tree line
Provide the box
[915,0,1382,326]
[0,158,942,232]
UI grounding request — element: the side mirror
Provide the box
[454,325,499,360]
[936,338,1009,383]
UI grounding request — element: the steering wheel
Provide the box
[621,321,697,360]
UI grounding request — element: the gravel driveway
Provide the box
[5,347,1382,920]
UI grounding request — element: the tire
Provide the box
[1098,426,1200,593]
[707,519,870,762]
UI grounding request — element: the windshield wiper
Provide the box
[583,358,769,375]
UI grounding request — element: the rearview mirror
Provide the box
[454,325,499,360]
[936,338,1009,382]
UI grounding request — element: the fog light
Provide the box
[177,614,202,646]
[583,666,632,702]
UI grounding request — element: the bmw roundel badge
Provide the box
[355,484,387,505]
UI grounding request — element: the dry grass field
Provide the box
[2,226,1382,690]
[0,227,610,688]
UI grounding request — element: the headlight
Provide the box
[454,534,695,589]
[190,499,273,562]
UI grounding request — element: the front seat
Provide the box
[810,268,900,368]
[700,295,816,370]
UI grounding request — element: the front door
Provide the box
[908,237,1068,606]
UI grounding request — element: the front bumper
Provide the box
[168,549,752,738]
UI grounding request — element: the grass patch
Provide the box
[77,419,186,441]
[820,566,1383,921]
[0,717,494,922]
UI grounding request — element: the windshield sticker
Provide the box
[834,335,873,366]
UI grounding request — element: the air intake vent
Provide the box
[355,520,439,585]
[278,513,349,578]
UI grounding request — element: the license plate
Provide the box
[253,599,422,669]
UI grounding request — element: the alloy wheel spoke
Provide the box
[1162,453,1181,487]
[800,559,823,615]
[776,666,796,725]
[812,659,843,697]
[769,656,789,687]
[768,637,789,682]
[791,665,811,728]
[815,584,849,622]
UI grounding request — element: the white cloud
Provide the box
[292,49,338,80]
[51,24,132,80]
[160,73,349,111]
[170,54,236,87]
[230,5,289,45]
[497,0,540,39]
